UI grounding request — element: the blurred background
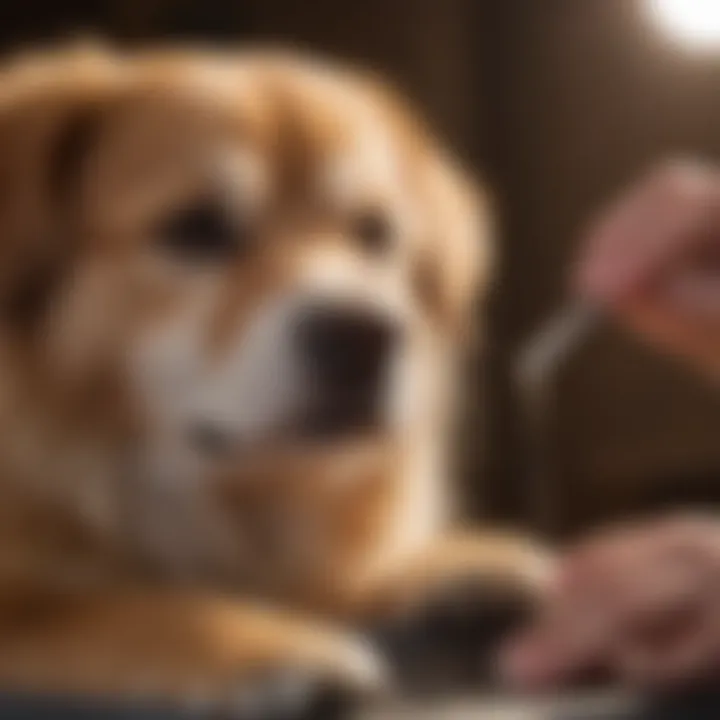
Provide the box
[1,0,719,539]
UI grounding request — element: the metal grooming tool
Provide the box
[513,301,602,536]
[515,302,600,394]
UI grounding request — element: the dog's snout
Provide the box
[299,305,397,391]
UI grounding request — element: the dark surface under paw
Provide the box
[369,581,536,695]
[207,671,355,720]
[7,687,720,720]
[0,673,356,720]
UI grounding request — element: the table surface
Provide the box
[3,689,720,720]
[356,692,638,720]
[357,689,720,720]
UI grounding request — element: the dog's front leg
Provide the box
[358,531,553,693]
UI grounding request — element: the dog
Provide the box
[0,43,550,714]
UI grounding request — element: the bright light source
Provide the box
[649,0,720,49]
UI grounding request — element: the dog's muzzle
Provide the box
[295,302,400,438]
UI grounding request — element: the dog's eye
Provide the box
[351,209,395,255]
[157,202,245,261]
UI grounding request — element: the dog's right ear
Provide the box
[0,50,112,334]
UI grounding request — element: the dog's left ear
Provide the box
[357,74,493,338]
[0,73,105,334]
[415,149,495,339]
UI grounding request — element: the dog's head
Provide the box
[0,46,492,583]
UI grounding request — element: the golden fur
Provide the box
[0,44,548,702]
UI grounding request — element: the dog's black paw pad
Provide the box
[371,583,537,694]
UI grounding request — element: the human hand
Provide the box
[502,516,720,690]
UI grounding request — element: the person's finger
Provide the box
[557,521,658,594]
[593,517,720,628]
[574,162,720,303]
[500,619,612,690]
[561,515,720,592]
[602,523,720,684]
[616,579,720,687]
[500,632,567,689]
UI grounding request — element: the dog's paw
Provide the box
[371,582,537,695]
[367,535,553,695]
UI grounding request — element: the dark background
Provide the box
[1,0,719,538]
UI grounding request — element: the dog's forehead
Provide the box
[228,60,408,198]
[97,60,408,216]
[123,58,400,155]
[73,53,427,239]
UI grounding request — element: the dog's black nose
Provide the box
[297,305,398,434]
[299,305,397,390]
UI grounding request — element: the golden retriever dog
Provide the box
[0,44,549,714]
